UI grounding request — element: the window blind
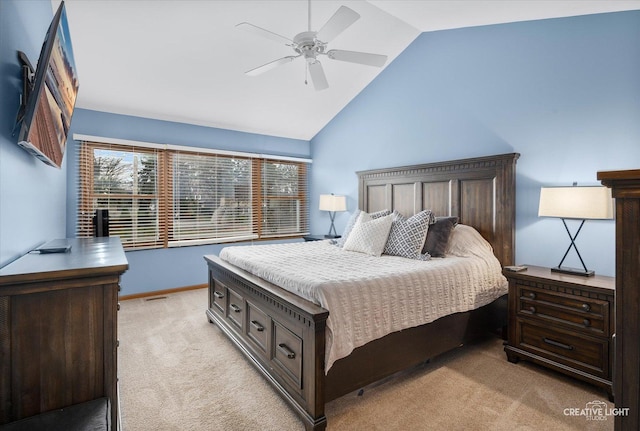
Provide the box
[169,151,257,246]
[77,139,309,250]
[77,142,164,249]
[259,159,309,238]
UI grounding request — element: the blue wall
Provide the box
[66,109,310,295]
[3,2,639,291]
[0,0,65,267]
[310,11,640,277]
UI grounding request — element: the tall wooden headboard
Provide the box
[357,153,519,267]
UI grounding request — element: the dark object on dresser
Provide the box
[205,153,519,431]
[0,238,128,430]
[303,235,340,242]
[504,265,614,400]
[93,208,110,237]
[599,169,640,431]
[0,397,110,431]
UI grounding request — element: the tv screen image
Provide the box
[17,1,78,168]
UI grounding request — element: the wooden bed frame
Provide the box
[204,153,519,430]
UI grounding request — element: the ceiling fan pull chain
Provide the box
[305,62,308,86]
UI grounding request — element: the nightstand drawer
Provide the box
[517,320,609,378]
[517,285,609,335]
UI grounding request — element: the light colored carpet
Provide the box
[118,288,613,430]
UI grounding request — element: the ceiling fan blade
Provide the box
[245,56,299,76]
[316,6,360,43]
[308,61,329,91]
[236,22,293,46]
[326,49,387,67]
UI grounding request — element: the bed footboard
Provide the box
[204,255,329,431]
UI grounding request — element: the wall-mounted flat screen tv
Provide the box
[17,1,78,169]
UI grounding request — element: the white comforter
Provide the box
[219,227,507,371]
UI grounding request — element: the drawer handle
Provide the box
[527,292,536,300]
[277,343,296,359]
[250,320,265,332]
[582,303,591,312]
[583,319,591,327]
[214,291,224,299]
[528,306,536,314]
[230,304,242,313]
[543,337,574,351]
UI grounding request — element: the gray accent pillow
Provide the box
[383,210,434,260]
[336,209,391,247]
[422,216,459,257]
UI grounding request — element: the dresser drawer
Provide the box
[210,278,226,316]
[246,300,269,355]
[272,320,303,390]
[225,287,245,330]
[517,320,609,378]
[517,285,610,336]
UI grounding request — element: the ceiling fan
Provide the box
[237,1,388,91]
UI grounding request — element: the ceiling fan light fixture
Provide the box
[238,3,386,90]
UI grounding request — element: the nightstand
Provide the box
[303,235,339,242]
[503,265,614,401]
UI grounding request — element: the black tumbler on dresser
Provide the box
[93,209,110,237]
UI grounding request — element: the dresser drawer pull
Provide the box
[230,303,242,313]
[213,291,224,299]
[527,292,536,300]
[583,319,591,327]
[250,320,265,332]
[543,337,574,351]
[528,306,536,313]
[277,343,296,359]
[582,303,591,312]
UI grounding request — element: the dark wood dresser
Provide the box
[0,237,128,429]
[599,169,640,431]
[504,265,614,400]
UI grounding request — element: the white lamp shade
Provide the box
[538,186,613,220]
[319,194,347,212]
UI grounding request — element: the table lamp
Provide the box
[319,194,346,238]
[538,185,613,276]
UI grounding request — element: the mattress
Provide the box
[219,226,507,371]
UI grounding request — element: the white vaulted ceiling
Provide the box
[55,0,640,141]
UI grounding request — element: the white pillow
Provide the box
[445,224,494,257]
[337,209,391,247]
[343,213,393,256]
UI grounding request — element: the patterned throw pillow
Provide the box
[342,213,394,256]
[336,209,391,247]
[383,210,434,260]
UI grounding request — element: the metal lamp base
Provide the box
[551,266,595,277]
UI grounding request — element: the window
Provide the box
[170,152,254,246]
[77,140,309,250]
[78,143,164,249]
[260,160,307,238]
